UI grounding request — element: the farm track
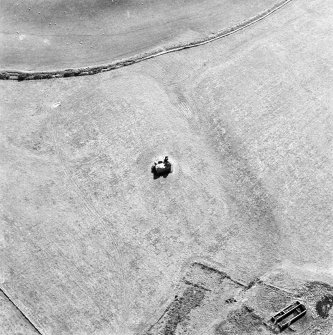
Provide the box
[0,0,293,81]
[0,287,43,335]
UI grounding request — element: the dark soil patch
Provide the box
[316,295,333,319]
[215,306,264,335]
[159,286,205,335]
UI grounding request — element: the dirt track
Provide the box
[0,0,333,334]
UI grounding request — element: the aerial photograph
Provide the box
[0,0,332,334]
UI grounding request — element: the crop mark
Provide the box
[0,0,294,80]
[1,215,110,323]
[146,262,249,334]
[49,111,130,326]
[146,262,329,334]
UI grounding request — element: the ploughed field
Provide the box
[0,0,332,334]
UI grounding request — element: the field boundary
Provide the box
[0,0,293,81]
[0,286,44,335]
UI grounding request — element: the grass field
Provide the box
[0,0,279,71]
[0,0,332,334]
